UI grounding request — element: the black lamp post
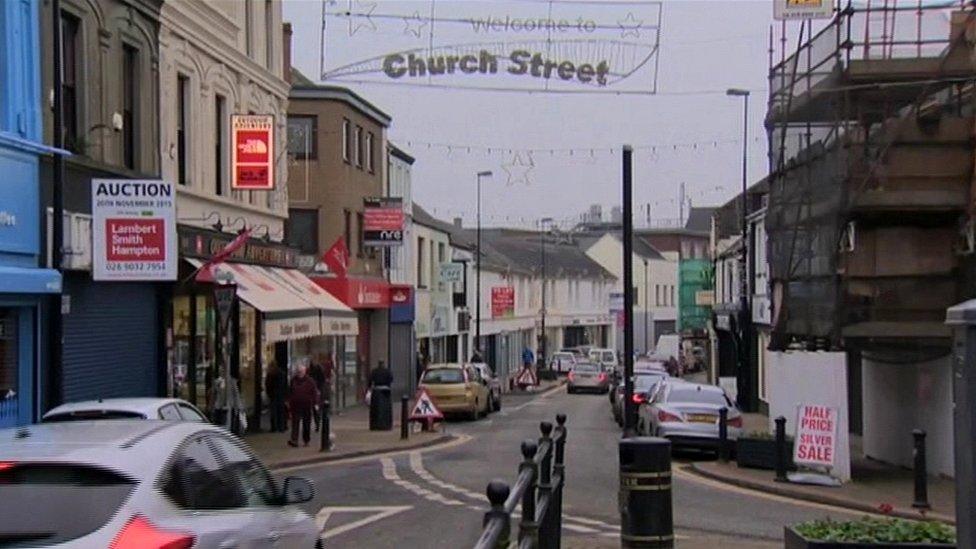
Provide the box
[475,171,492,356]
[539,217,553,368]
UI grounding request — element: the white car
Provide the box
[638,381,743,451]
[0,420,320,548]
[549,351,578,374]
[588,348,618,371]
[43,397,208,423]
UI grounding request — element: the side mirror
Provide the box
[282,476,315,505]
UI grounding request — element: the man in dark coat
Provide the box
[308,359,326,431]
[288,364,319,447]
[370,360,394,388]
[264,361,287,432]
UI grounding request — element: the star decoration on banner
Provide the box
[618,12,643,39]
[403,11,428,38]
[502,152,535,187]
[347,0,377,37]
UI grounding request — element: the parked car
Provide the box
[567,362,609,394]
[43,397,208,423]
[611,369,671,426]
[549,351,578,374]
[588,348,618,372]
[419,363,491,420]
[0,420,320,548]
[637,381,743,451]
[471,362,503,412]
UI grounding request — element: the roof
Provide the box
[389,143,415,164]
[684,207,716,232]
[575,231,665,261]
[289,68,392,127]
[412,203,476,251]
[470,229,616,279]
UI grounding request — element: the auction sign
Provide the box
[793,404,838,468]
[231,114,274,190]
[92,179,177,281]
[363,197,404,246]
[491,286,516,319]
[774,0,834,20]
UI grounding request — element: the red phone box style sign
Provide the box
[232,115,274,190]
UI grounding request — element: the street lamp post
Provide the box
[539,218,553,368]
[727,88,751,411]
[475,171,492,357]
[643,258,649,354]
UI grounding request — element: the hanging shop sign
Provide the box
[773,0,834,21]
[491,286,516,319]
[320,1,662,94]
[231,114,274,190]
[363,197,404,246]
[439,262,464,284]
[92,179,177,281]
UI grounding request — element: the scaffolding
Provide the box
[765,0,976,352]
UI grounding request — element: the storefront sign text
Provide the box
[793,404,838,468]
[363,197,404,246]
[92,180,177,281]
[491,286,516,319]
[232,114,274,190]
[179,226,297,268]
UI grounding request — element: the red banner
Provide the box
[491,286,515,319]
[232,114,274,190]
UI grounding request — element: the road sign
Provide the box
[515,367,538,387]
[409,389,444,422]
[214,284,236,334]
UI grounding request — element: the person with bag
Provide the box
[287,364,319,447]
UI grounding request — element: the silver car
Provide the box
[611,369,670,426]
[638,381,743,450]
[43,397,208,423]
[567,362,609,394]
[0,420,320,548]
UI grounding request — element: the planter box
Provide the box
[784,527,955,549]
[736,437,795,470]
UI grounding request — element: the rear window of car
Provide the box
[553,353,574,361]
[602,351,615,362]
[422,369,465,384]
[635,373,667,393]
[573,363,600,373]
[668,388,730,406]
[43,410,145,422]
[0,464,135,546]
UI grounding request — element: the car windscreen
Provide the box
[573,363,600,373]
[602,351,615,362]
[43,410,146,422]
[667,388,729,406]
[0,464,135,546]
[635,374,667,393]
[422,369,465,384]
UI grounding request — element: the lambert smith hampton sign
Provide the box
[92,180,177,281]
[320,1,662,94]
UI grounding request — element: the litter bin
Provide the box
[369,385,393,431]
[619,437,673,548]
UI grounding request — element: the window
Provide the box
[214,94,226,195]
[437,242,446,290]
[176,75,189,185]
[356,211,365,257]
[670,286,675,307]
[343,209,352,252]
[244,0,252,57]
[208,435,278,507]
[161,435,243,510]
[158,404,180,420]
[265,0,274,69]
[121,44,138,170]
[366,132,374,172]
[60,12,81,151]
[342,118,351,162]
[287,115,317,159]
[655,285,660,306]
[285,209,319,255]
[354,125,363,167]
[177,403,206,422]
[633,286,638,305]
[417,236,426,287]
[429,240,436,290]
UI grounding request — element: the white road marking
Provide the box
[272,433,473,474]
[316,505,412,540]
[380,457,465,506]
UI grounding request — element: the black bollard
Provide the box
[912,429,931,510]
[400,395,410,440]
[718,407,729,462]
[774,416,788,482]
[619,437,673,548]
[319,400,331,452]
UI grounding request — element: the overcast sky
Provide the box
[283,0,781,229]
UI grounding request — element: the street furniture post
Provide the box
[774,416,788,482]
[619,437,673,548]
[718,407,729,462]
[912,429,931,510]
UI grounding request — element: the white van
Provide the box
[654,334,681,363]
[588,348,618,371]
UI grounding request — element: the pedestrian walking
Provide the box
[308,358,326,431]
[265,361,287,433]
[287,364,319,447]
[521,346,534,369]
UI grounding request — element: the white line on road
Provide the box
[316,505,412,540]
[380,457,466,506]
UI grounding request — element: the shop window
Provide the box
[0,309,19,427]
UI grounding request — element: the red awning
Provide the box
[313,276,391,309]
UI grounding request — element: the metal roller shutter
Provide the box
[389,324,414,398]
[62,274,159,402]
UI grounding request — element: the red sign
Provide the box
[232,114,274,190]
[314,275,391,309]
[389,285,412,305]
[105,219,165,261]
[363,197,404,246]
[793,404,838,468]
[491,286,515,319]
[409,389,444,422]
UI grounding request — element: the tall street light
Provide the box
[475,170,492,356]
[643,258,649,354]
[727,88,751,410]
[539,217,553,368]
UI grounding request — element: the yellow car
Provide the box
[419,363,491,420]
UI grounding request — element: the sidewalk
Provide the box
[248,403,452,471]
[688,458,956,524]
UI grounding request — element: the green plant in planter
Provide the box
[794,517,955,544]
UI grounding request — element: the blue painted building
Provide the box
[0,0,64,426]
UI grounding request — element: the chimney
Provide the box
[453,217,463,228]
[282,22,293,84]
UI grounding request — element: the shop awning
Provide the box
[0,266,62,294]
[187,259,357,341]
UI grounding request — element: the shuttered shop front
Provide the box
[62,274,160,401]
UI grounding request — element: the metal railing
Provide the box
[474,414,567,549]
